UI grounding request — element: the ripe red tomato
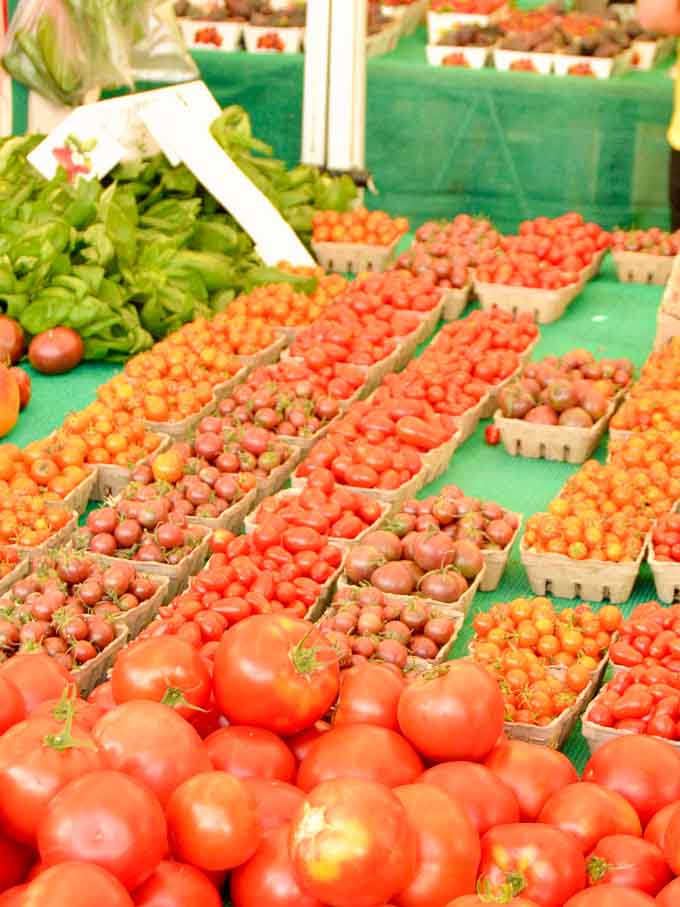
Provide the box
[37,770,168,890]
[297,723,423,792]
[286,720,332,762]
[0,716,104,844]
[0,886,27,906]
[446,898,540,907]
[21,862,134,906]
[0,829,32,893]
[420,762,520,837]
[131,860,222,907]
[644,801,680,850]
[289,777,417,907]
[165,771,260,872]
[479,823,586,907]
[333,663,405,731]
[92,700,211,807]
[111,637,211,720]
[657,877,680,907]
[0,653,71,715]
[485,740,578,821]
[0,675,24,734]
[538,783,642,854]
[586,834,670,895]
[397,661,504,762]
[205,726,296,782]
[663,800,680,874]
[583,736,680,825]
[563,885,657,906]
[242,778,305,832]
[213,615,339,736]
[393,784,480,907]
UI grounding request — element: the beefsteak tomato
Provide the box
[420,762,520,837]
[586,834,670,895]
[538,783,642,854]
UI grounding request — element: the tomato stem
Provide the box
[161,687,206,712]
[43,687,95,752]
[290,627,336,676]
[476,873,527,904]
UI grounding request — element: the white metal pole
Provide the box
[301,0,332,167]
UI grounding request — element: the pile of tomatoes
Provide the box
[587,663,680,740]
[0,495,72,549]
[227,269,347,328]
[312,207,409,246]
[611,338,680,434]
[611,227,680,256]
[608,601,680,672]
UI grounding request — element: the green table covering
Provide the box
[5,255,665,772]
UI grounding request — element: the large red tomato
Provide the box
[397,662,503,762]
[420,762,520,837]
[663,801,680,874]
[479,824,586,907]
[286,721,331,762]
[205,726,296,782]
[93,701,211,807]
[586,834,670,895]
[37,770,168,891]
[563,886,656,906]
[445,898,540,907]
[213,615,339,736]
[644,801,680,850]
[165,771,260,872]
[296,724,423,792]
[111,637,211,720]
[656,877,680,907]
[0,675,24,734]
[22,861,135,906]
[0,654,70,715]
[0,716,103,844]
[132,860,222,907]
[242,779,305,832]
[0,886,27,906]
[538,783,642,854]
[231,825,325,907]
[289,777,417,907]
[583,737,680,825]
[485,740,578,821]
[333,663,405,730]
[393,784,480,907]
[0,830,33,893]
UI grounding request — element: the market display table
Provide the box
[6,256,664,771]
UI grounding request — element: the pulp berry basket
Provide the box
[383,0,428,35]
[243,25,304,53]
[91,434,172,502]
[503,681,596,749]
[520,536,645,603]
[612,250,675,285]
[6,513,79,564]
[312,238,401,274]
[178,18,243,51]
[0,556,30,597]
[367,20,401,57]
[113,576,170,640]
[493,397,619,465]
[144,398,217,442]
[648,547,680,604]
[71,624,128,698]
[235,332,289,373]
[473,278,582,324]
[480,514,523,592]
[655,309,680,350]
[478,336,540,420]
[188,487,259,534]
[44,467,98,516]
[426,45,491,68]
[441,285,472,321]
[421,431,461,484]
[455,394,489,445]
[304,562,344,622]
[581,690,680,754]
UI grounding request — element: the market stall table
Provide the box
[6,255,664,772]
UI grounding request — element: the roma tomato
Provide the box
[583,736,680,825]
[393,784,480,907]
[420,762,520,838]
[131,861,222,907]
[586,835,670,895]
[22,862,134,907]
[297,723,423,792]
[165,771,260,872]
[538,783,642,854]
[0,715,103,844]
[485,740,578,821]
[213,615,339,736]
[289,778,417,907]
[333,662,405,731]
[37,770,168,890]
[231,825,325,907]
[241,778,305,832]
[644,801,680,850]
[111,637,211,720]
[563,886,656,907]
[656,878,680,907]
[397,661,503,762]
[479,824,586,907]
[92,701,211,807]
[0,653,71,715]
[0,830,33,893]
[205,726,296,782]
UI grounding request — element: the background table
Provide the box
[6,258,665,771]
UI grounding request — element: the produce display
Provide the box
[312,208,409,247]
[0,494,73,549]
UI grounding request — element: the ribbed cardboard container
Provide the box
[312,237,401,274]
[612,249,674,285]
[71,624,128,698]
[474,278,582,324]
[0,557,30,597]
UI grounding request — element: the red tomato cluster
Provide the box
[588,662,680,740]
[609,602,680,673]
[612,227,680,256]
[312,208,409,246]
[652,513,680,562]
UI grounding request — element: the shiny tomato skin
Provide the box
[289,778,417,907]
[0,653,71,715]
[397,661,503,763]
[446,898,540,907]
[563,885,657,906]
[205,726,296,782]
[92,701,212,807]
[37,770,168,891]
[213,615,339,736]
[644,801,680,850]
[297,723,423,792]
[22,862,134,906]
[165,771,260,872]
[0,886,28,907]
[0,675,24,734]
[393,784,480,907]
[0,716,104,844]
[583,736,680,825]
[131,860,222,907]
[333,662,404,731]
[656,877,680,907]
[241,778,305,832]
[231,825,325,907]
[485,740,578,821]
[663,800,680,874]
[586,834,670,895]
[479,823,586,907]
[420,761,520,837]
[538,783,642,854]
[0,829,33,893]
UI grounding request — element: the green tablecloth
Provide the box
[5,256,665,771]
